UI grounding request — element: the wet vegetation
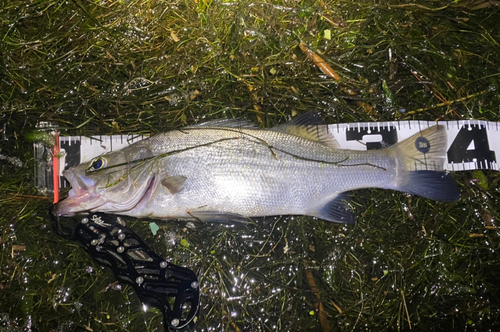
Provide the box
[1,0,500,331]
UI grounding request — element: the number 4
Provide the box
[447,125,496,169]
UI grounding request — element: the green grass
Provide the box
[1,0,500,331]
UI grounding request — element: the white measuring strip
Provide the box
[329,120,499,172]
[35,120,499,192]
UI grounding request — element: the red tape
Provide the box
[53,131,60,204]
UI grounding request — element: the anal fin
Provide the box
[310,193,354,224]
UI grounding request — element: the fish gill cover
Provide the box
[1,0,500,331]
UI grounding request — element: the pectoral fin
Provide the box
[161,175,187,194]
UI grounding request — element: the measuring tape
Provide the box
[332,120,498,171]
[34,120,499,200]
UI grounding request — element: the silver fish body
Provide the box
[56,113,459,223]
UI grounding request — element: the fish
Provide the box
[55,112,459,223]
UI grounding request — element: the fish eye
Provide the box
[89,157,107,171]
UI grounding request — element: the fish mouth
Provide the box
[55,169,157,216]
[55,192,107,216]
[54,169,106,216]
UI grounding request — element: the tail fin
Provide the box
[390,125,460,202]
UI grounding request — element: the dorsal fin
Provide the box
[272,112,339,148]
